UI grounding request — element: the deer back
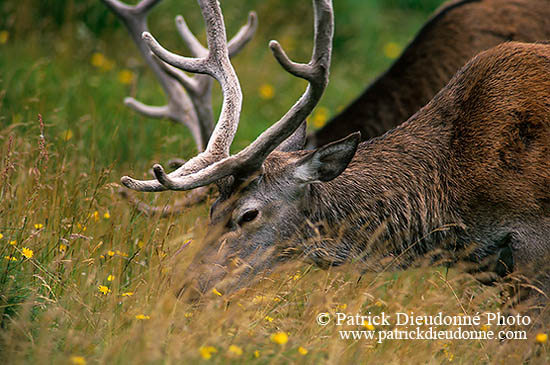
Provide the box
[312,0,550,146]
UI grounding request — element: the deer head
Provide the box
[121,0,344,296]
[183,132,362,296]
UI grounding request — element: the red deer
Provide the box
[120,0,550,302]
[310,0,550,147]
[110,0,550,216]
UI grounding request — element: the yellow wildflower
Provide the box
[59,129,73,141]
[0,30,8,45]
[271,332,288,345]
[374,301,383,307]
[311,106,329,129]
[92,210,99,222]
[22,247,33,259]
[184,312,193,318]
[118,69,134,85]
[122,292,134,297]
[258,83,274,100]
[298,346,308,355]
[116,250,128,257]
[212,288,223,296]
[91,52,106,68]
[337,304,347,310]
[254,350,260,358]
[383,42,401,60]
[228,345,243,356]
[107,275,114,282]
[265,315,274,322]
[107,250,115,256]
[138,240,145,248]
[536,333,548,343]
[9,240,16,246]
[70,356,86,365]
[98,285,111,295]
[0,233,3,239]
[199,346,217,360]
[34,223,43,229]
[76,223,86,232]
[363,322,375,331]
[90,52,114,71]
[480,325,489,332]
[135,314,150,320]
[4,255,17,261]
[253,295,266,304]
[59,244,67,253]
[103,212,111,219]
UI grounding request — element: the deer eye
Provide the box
[238,209,259,226]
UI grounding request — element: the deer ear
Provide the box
[276,121,307,152]
[293,132,360,183]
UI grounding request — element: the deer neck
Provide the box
[305,109,462,269]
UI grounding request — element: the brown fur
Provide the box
[184,42,550,305]
[311,0,550,146]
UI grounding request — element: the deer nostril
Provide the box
[238,209,259,226]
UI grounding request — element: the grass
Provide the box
[1,0,549,363]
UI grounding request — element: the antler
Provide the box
[101,0,257,151]
[121,0,333,192]
[118,186,209,217]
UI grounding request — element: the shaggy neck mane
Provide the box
[306,108,461,266]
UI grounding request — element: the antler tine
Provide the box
[175,15,209,58]
[122,0,333,192]
[228,11,258,57]
[122,0,244,192]
[118,186,209,217]
[242,0,333,163]
[103,0,257,157]
[152,54,203,97]
[175,10,257,59]
[157,9,256,124]
[134,0,162,14]
[151,10,257,146]
[101,0,207,150]
[144,0,242,155]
